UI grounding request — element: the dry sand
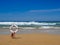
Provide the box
[0,33,60,45]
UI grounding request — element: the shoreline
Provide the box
[1,26,60,30]
[0,28,60,35]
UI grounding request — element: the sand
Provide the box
[0,33,60,45]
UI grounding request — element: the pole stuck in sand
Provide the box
[9,24,18,38]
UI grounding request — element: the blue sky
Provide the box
[0,0,60,21]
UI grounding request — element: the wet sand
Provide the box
[0,27,60,34]
[0,33,60,45]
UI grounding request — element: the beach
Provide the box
[0,33,60,45]
[0,0,60,45]
[0,28,60,45]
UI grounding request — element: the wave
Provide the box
[0,22,56,26]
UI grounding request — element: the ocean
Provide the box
[0,21,60,27]
[0,21,60,34]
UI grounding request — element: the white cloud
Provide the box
[29,8,60,12]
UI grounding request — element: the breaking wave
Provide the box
[0,22,56,26]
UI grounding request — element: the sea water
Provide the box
[0,21,60,34]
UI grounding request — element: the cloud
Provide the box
[29,8,60,12]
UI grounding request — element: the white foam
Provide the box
[0,22,56,25]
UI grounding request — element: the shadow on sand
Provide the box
[12,37,22,39]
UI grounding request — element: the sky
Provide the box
[0,0,60,21]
